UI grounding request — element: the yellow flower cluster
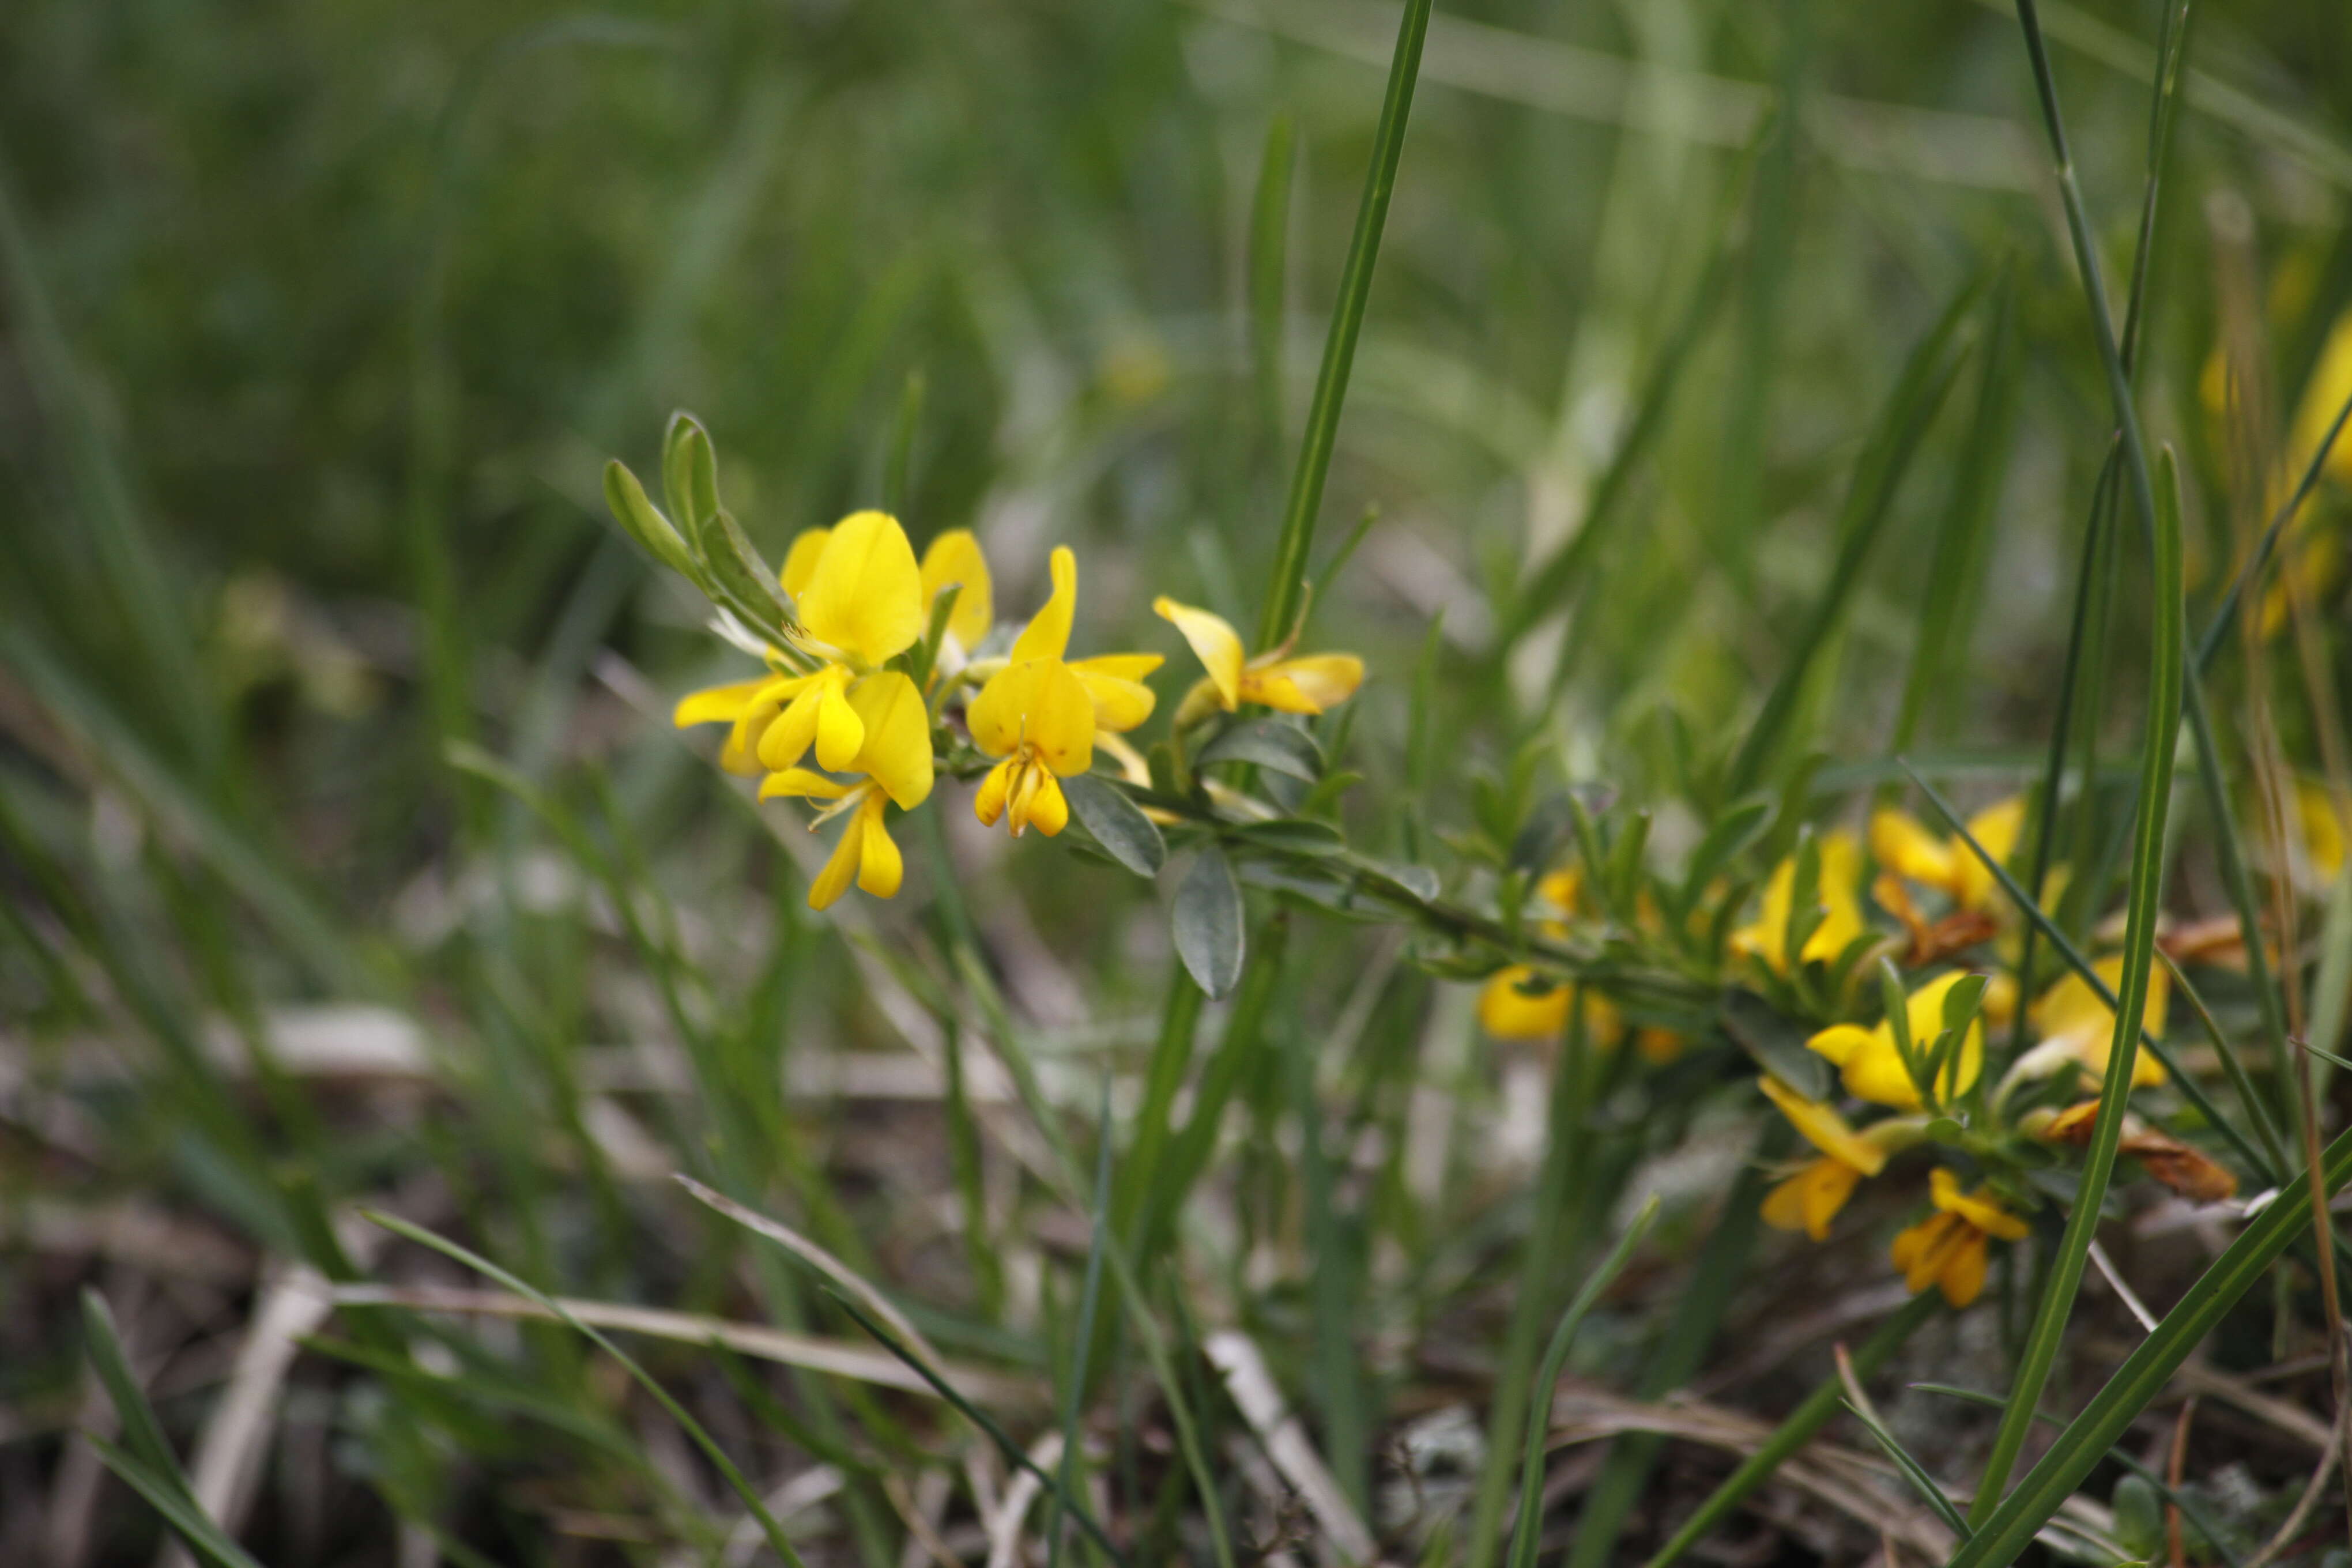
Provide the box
[672,511,1362,909]
[1731,808,2185,1309]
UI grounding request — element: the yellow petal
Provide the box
[1901,971,1986,1099]
[846,671,934,810]
[919,529,994,651]
[1955,797,2027,909]
[1804,831,1867,963]
[759,768,852,801]
[1073,666,1158,732]
[1927,1167,2030,1241]
[779,527,832,600]
[854,796,903,898]
[1154,597,1245,709]
[797,510,924,664]
[1758,1076,1887,1175]
[1938,1231,1989,1307]
[808,811,864,910]
[1238,672,1322,714]
[1478,967,1571,1040]
[1760,1169,1816,1236]
[756,680,828,772]
[1537,868,1582,916]
[1801,1159,1863,1239]
[1032,661,1097,775]
[2031,956,2169,1088]
[674,679,777,729]
[1068,653,1163,683]
[1870,808,1959,891]
[1804,1024,1877,1068]
[1255,653,1362,713]
[1012,546,1077,664]
[974,757,1015,827]
[1021,772,1071,838]
[813,680,866,773]
[965,664,1028,760]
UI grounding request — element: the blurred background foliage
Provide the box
[4,0,2352,1562]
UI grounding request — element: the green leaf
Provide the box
[1062,774,1165,878]
[1359,857,1441,903]
[1174,846,1246,998]
[664,410,721,529]
[1718,989,1831,1100]
[695,509,794,639]
[1675,796,1770,919]
[602,459,700,579]
[1197,717,1323,781]
[2111,1473,2164,1562]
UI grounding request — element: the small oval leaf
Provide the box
[603,461,699,579]
[1063,774,1166,878]
[1174,846,1245,998]
[1720,988,1832,1100]
[1198,717,1323,781]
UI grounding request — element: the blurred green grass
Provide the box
[4,0,2352,1563]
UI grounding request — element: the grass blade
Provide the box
[1640,1292,1942,1568]
[1258,0,1433,647]
[1047,1076,1118,1568]
[361,1210,811,1567]
[1950,1120,2352,1567]
[1725,267,1985,796]
[1505,1195,1662,1568]
[1962,434,2185,1519]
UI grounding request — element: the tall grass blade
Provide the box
[1963,437,2185,1520]
[1640,1292,1941,1568]
[1949,1120,2352,1567]
[1258,0,1433,647]
[361,1210,811,1567]
[1047,1076,1118,1568]
[1726,269,1985,795]
[1503,1196,1661,1568]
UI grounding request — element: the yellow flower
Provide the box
[1757,1077,1897,1242]
[1476,970,1624,1044]
[753,671,934,909]
[1806,970,1986,1111]
[2004,955,2170,1090]
[968,659,1094,838]
[1152,597,1363,724]
[1869,796,2024,913]
[673,511,936,782]
[1006,548,1163,732]
[1729,831,1867,975]
[2297,778,2348,883]
[965,547,1164,838]
[1889,1169,2028,1308]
